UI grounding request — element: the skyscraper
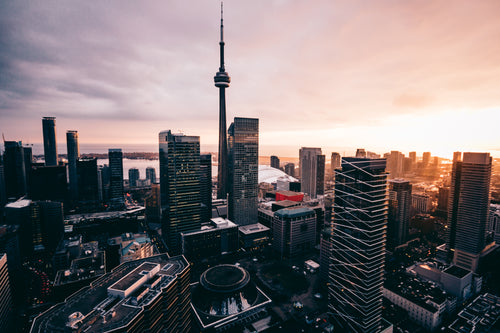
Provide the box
[159,130,201,255]
[108,149,124,202]
[0,253,13,332]
[329,157,388,333]
[215,3,230,200]
[3,141,26,200]
[28,165,67,202]
[228,117,259,226]
[386,150,404,179]
[270,155,280,169]
[77,158,100,210]
[316,154,325,196]
[284,163,295,177]
[200,154,212,222]
[448,152,492,272]
[66,130,79,201]
[331,152,341,171]
[299,147,322,198]
[388,179,412,249]
[0,156,6,209]
[128,168,140,187]
[42,117,58,166]
[422,151,431,168]
[146,166,156,184]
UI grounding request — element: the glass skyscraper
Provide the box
[159,130,201,255]
[108,149,124,202]
[66,130,79,201]
[328,157,388,333]
[299,147,322,198]
[228,117,258,226]
[42,117,58,166]
[448,152,492,272]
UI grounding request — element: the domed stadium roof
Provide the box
[258,165,298,184]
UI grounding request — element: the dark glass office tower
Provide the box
[387,179,412,249]
[77,158,100,211]
[0,156,6,209]
[299,147,322,198]
[42,117,58,166]
[331,152,341,171]
[270,156,280,169]
[228,117,258,226]
[448,152,492,272]
[108,149,124,202]
[159,130,201,255]
[29,165,67,202]
[66,131,79,201]
[316,154,325,196]
[200,154,212,222]
[0,253,13,332]
[128,168,139,187]
[215,3,231,199]
[3,141,26,199]
[328,158,388,333]
[146,166,156,184]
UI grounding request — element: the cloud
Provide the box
[1,0,500,155]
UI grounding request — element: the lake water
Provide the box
[97,158,217,180]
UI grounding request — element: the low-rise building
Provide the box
[239,223,270,252]
[273,207,316,260]
[448,293,500,333]
[383,274,455,331]
[180,218,238,261]
[108,232,156,264]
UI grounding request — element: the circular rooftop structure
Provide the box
[192,264,259,318]
[200,264,250,293]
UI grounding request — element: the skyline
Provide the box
[2,1,500,159]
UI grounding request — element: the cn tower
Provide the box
[214,2,230,199]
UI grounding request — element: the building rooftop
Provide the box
[180,218,237,237]
[109,262,159,292]
[239,223,270,235]
[443,265,470,279]
[448,293,500,333]
[31,254,188,333]
[274,207,315,219]
[384,273,451,314]
[5,199,31,209]
[65,207,145,224]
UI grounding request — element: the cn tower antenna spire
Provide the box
[214,1,231,199]
[220,2,224,42]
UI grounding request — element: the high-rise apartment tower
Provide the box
[329,157,388,333]
[42,117,58,166]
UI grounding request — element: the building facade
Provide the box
[108,149,124,202]
[200,154,212,222]
[328,157,388,333]
[388,179,412,249]
[270,155,280,169]
[228,117,259,226]
[128,168,139,187]
[448,152,492,272]
[145,167,156,184]
[159,130,201,255]
[66,130,79,201]
[299,147,322,198]
[273,207,316,259]
[3,141,27,200]
[42,117,58,166]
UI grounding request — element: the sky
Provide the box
[1,0,500,159]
